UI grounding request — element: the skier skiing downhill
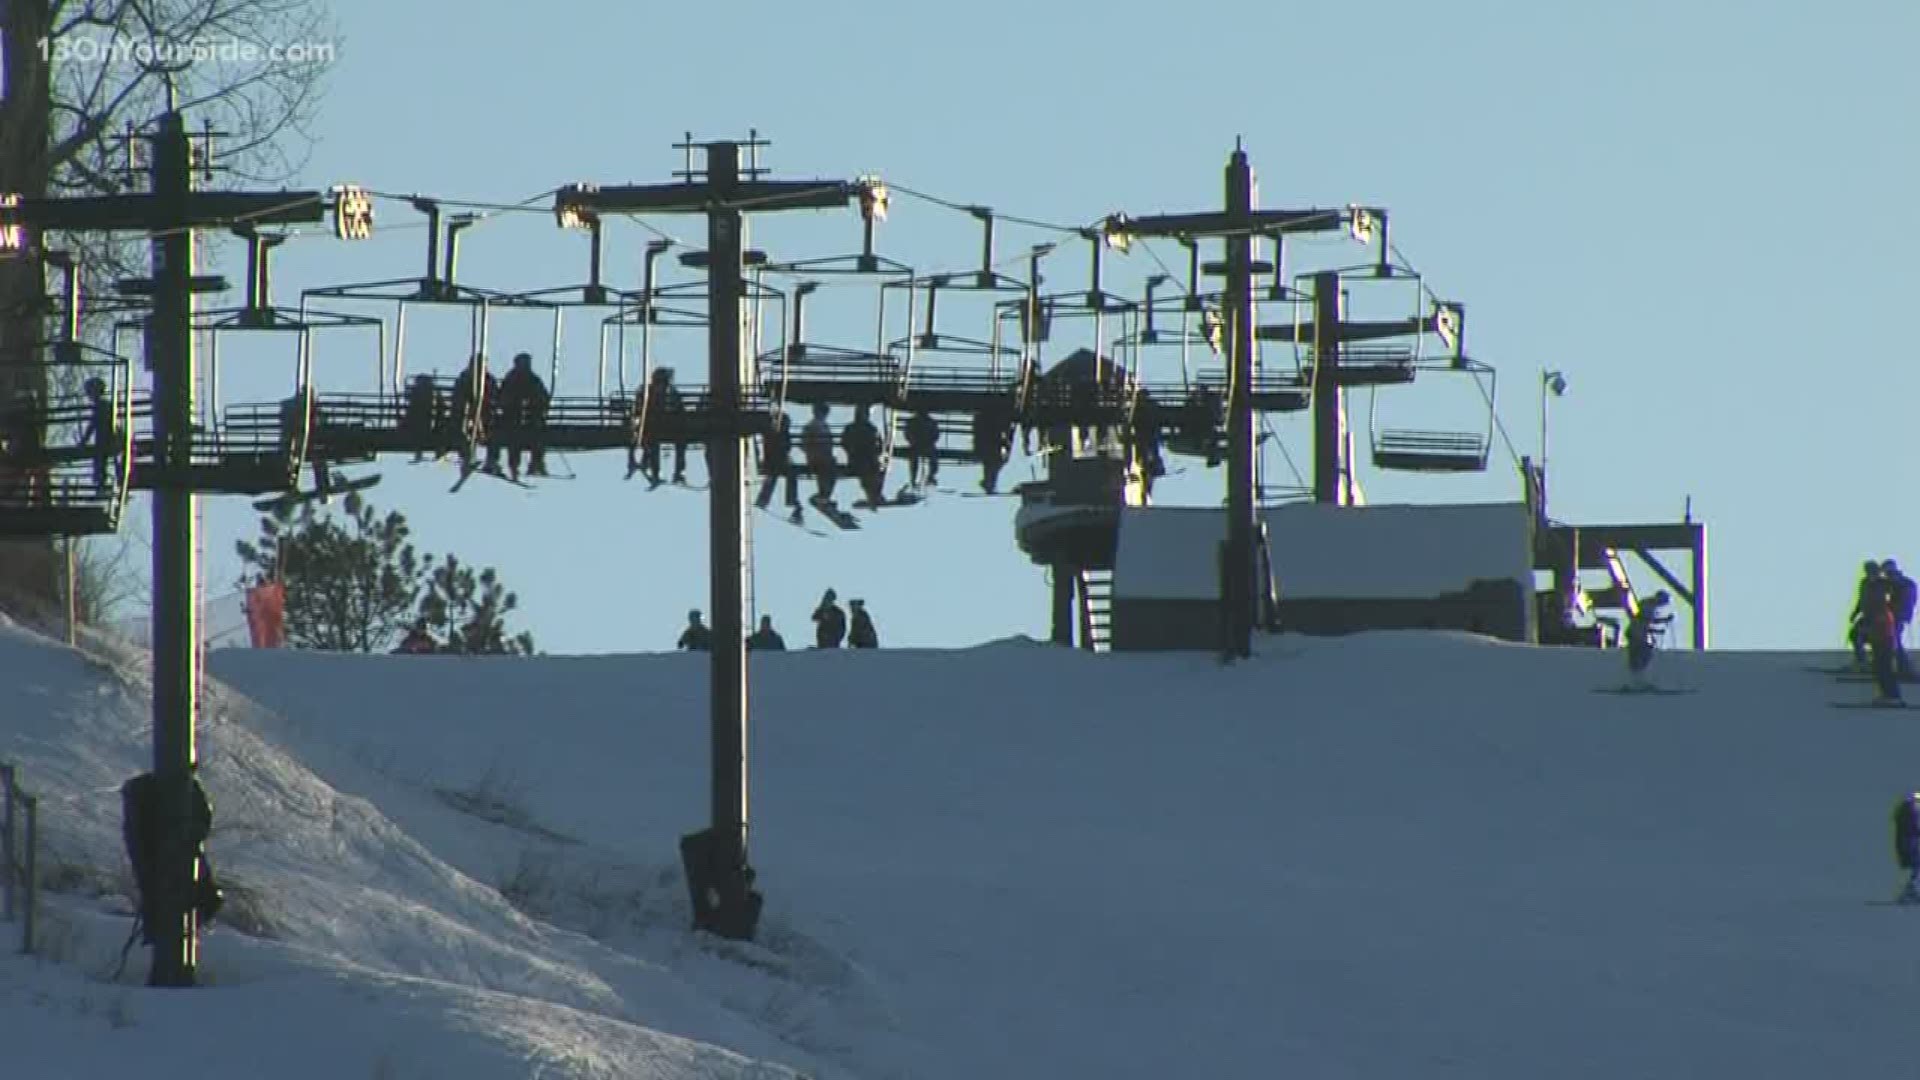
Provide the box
[1624,590,1674,689]
[1894,793,1920,903]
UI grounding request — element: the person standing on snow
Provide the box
[848,599,879,649]
[1883,559,1916,678]
[1894,793,1920,903]
[394,620,437,655]
[746,615,786,651]
[1624,590,1673,688]
[1863,583,1904,705]
[1850,561,1888,671]
[677,609,713,651]
[812,589,846,648]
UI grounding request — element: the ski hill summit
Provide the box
[4,616,1920,1079]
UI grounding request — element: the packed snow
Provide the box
[4,616,1920,1079]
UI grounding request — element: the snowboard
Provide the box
[1830,700,1910,710]
[756,504,827,537]
[1593,685,1695,696]
[253,472,380,512]
[808,496,860,531]
[852,493,923,510]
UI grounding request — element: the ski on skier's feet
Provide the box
[451,465,531,493]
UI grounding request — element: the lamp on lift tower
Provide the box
[1541,368,1568,474]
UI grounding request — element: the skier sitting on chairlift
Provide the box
[801,403,838,503]
[401,373,441,462]
[755,411,802,519]
[496,351,551,480]
[449,354,500,475]
[902,408,940,491]
[971,396,1014,494]
[632,367,688,486]
[840,404,886,507]
[80,376,118,495]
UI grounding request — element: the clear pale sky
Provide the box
[125,0,1917,654]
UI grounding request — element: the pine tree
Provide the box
[235,492,430,653]
[418,556,535,656]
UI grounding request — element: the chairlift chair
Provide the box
[0,341,138,537]
[1366,358,1497,473]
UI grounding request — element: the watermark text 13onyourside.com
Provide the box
[32,34,337,69]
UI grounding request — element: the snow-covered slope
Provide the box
[5,619,1919,1078]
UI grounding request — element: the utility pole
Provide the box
[1105,144,1349,659]
[555,140,862,941]
[4,109,327,985]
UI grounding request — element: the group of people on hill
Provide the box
[1849,559,1914,705]
[673,590,879,652]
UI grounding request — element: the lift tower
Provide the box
[1104,145,1350,659]
[4,109,329,985]
[555,140,864,940]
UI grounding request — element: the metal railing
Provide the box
[0,762,40,954]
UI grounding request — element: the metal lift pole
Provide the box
[1222,149,1257,659]
[1311,269,1344,504]
[704,143,750,910]
[553,146,856,940]
[3,110,328,987]
[147,110,201,987]
[1108,148,1350,660]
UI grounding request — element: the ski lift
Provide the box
[179,227,385,498]
[302,198,536,377]
[1367,303,1496,475]
[295,198,570,474]
[1280,264,1422,389]
[818,208,1032,476]
[588,241,780,476]
[0,279,137,539]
